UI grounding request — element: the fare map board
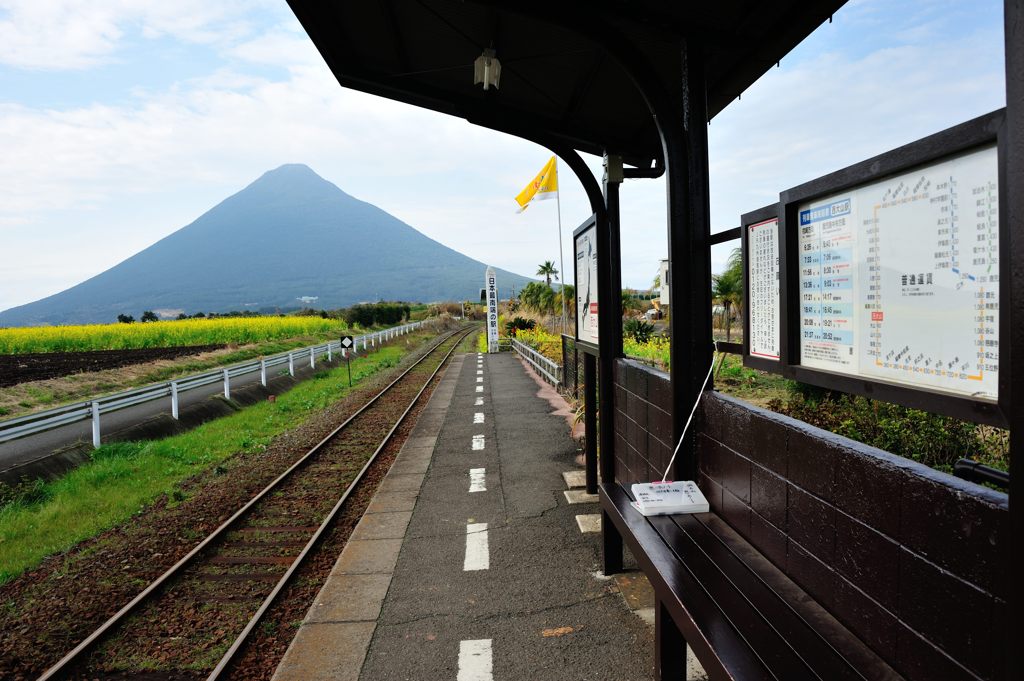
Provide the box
[797,145,999,400]
[748,218,780,360]
[575,222,598,345]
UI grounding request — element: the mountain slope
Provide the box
[1,165,534,325]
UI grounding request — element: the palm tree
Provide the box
[711,248,743,342]
[536,260,559,286]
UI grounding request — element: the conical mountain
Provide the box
[0,165,535,326]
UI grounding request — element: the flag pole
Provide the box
[555,159,567,335]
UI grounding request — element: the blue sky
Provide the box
[0,0,1008,315]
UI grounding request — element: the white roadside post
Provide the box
[223,368,231,400]
[91,401,101,448]
[171,382,179,420]
[260,358,267,386]
[310,348,316,369]
[288,352,295,377]
[327,343,333,362]
[486,266,499,353]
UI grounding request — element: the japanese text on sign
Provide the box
[747,218,780,360]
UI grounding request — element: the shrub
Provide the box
[506,317,536,337]
[623,336,670,369]
[623,319,655,343]
[514,327,561,364]
[767,388,1000,472]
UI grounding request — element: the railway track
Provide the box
[37,325,476,681]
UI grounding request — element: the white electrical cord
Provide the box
[659,341,719,482]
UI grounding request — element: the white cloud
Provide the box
[0,0,273,70]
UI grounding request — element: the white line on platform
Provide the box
[469,467,486,492]
[458,639,493,680]
[476,386,483,392]
[475,397,484,405]
[472,434,485,450]
[473,412,485,424]
[464,523,489,571]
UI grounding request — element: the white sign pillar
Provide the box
[486,266,499,353]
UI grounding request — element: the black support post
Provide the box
[598,154,623,484]
[655,601,687,680]
[1003,2,1022,679]
[584,352,598,494]
[666,40,713,482]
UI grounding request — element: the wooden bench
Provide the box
[600,482,902,681]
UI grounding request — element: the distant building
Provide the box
[658,259,670,307]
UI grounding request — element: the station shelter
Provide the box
[287,1,1021,679]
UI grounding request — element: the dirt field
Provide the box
[0,346,223,387]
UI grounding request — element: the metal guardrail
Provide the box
[0,320,427,448]
[509,338,562,386]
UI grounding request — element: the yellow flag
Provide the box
[514,156,558,212]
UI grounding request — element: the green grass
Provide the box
[0,342,413,584]
[712,353,790,406]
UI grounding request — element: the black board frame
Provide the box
[778,109,1008,427]
[741,203,784,373]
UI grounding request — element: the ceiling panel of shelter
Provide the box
[288,0,845,165]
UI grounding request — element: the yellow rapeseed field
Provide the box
[0,317,349,354]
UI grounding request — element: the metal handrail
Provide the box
[509,338,562,386]
[0,320,427,447]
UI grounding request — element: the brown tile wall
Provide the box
[612,359,672,484]
[611,358,1010,681]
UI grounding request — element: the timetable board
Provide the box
[796,144,999,401]
[747,218,780,360]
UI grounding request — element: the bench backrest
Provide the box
[612,357,1009,681]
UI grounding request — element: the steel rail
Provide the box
[208,326,475,679]
[35,325,473,681]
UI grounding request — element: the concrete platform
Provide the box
[272,351,654,681]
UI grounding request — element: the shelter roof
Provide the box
[288,1,846,167]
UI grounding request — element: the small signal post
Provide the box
[340,335,354,386]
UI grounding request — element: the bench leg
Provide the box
[601,510,623,575]
[656,600,687,681]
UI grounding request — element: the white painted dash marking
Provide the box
[473,412,485,424]
[476,376,483,382]
[464,523,489,571]
[476,369,483,375]
[458,639,493,680]
[469,468,486,492]
[476,386,483,393]
[472,434,486,450]
[475,397,484,405]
